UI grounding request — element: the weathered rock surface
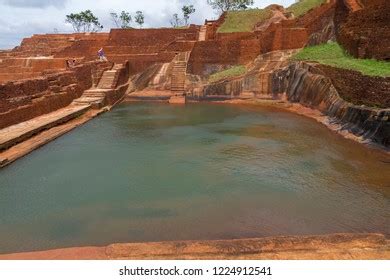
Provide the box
[275,62,390,148]
[186,50,389,149]
[335,0,390,60]
[0,233,388,260]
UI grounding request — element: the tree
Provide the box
[170,13,182,28]
[120,11,132,28]
[110,12,120,28]
[110,11,132,28]
[206,0,254,13]
[182,5,196,26]
[65,10,103,32]
[134,11,145,28]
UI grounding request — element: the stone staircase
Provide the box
[198,25,207,41]
[171,52,190,94]
[72,64,122,109]
[169,52,190,104]
[97,64,122,89]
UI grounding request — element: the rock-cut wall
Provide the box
[274,62,390,147]
[0,61,112,129]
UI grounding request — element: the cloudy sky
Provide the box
[0,0,295,49]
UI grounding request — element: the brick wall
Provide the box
[0,61,111,128]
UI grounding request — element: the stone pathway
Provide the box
[0,110,104,168]
[0,104,90,151]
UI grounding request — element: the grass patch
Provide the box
[291,42,390,77]
[209,65,247,83]
[287,0,326,17]
[217,8,272,33]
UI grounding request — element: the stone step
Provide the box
[82,94,106,99]
[0,105,90,151]
[97,69,119,89]
[72,99,104,110]
[112,64,123,70]
[73,97,103,103]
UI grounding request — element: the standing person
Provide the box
[97,47,108,61]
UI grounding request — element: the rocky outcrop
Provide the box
[306,21,335,46]
[189,50,296,100]
[189,51,389,149]
[273,62,390,148]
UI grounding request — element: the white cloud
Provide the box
[0,0,69,8]
[0,0,295,49]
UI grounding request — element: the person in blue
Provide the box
[97,47,108,61]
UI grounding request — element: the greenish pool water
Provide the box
[0,102,389,254]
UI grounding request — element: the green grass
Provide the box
[287,0,326,17]
[217,8,272,33]
[209,65,247,83]
[291,42,390,77]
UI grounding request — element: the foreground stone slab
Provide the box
[0,234,388,260]
[0,105,90,151]
[0,109,105,168]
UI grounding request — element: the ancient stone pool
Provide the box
[0,102,389,254]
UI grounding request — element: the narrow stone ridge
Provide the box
[0,105,90,151]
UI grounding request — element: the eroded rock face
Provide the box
[306,21,335,46]
[188,52,389,148]
[275,62,390,147]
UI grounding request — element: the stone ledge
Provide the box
[0,233,388,260]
